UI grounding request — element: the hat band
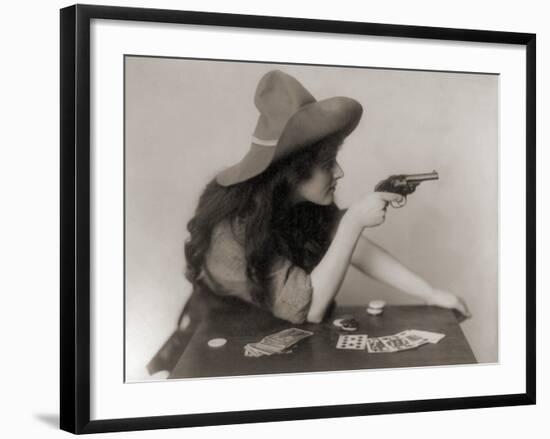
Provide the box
[252,136,278,147]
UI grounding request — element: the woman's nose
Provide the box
[333,162,344,179]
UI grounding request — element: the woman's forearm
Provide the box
[307,212,364,322]
[352,236,435,301]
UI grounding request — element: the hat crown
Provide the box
[215,69,363,186]
[253,70,316,141]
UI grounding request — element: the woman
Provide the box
[184,69,470,325]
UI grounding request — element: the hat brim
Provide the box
[215,144,277,186]
[216,96,363,186]
[275,96,363,160]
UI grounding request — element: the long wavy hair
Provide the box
[184,133,344,305]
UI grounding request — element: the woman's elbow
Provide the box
[306,306,325,324]
[306,314,323,324]
[306,290,332,323]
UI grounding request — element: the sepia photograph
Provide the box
[124,56,498,382]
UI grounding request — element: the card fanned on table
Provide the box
[366,329,445,353]
[244,328,314,357]
[335,329,445,352]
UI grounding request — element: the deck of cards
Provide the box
[244,328,314,357]
[336,329,445,353]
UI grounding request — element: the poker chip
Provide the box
[367,300,386,316]
[332,314,353,328]
[341,325,358,332]
[340,318,359,331]
[207,338,227,348]
[368,300,386,310]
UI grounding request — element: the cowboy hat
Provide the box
[215,69,363,186]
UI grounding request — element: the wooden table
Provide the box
[169,305,476,379]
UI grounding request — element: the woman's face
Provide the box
[292,157,345,205]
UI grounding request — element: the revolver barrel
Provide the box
[405,171,439,182]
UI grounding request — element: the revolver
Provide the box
[374,171,439,208]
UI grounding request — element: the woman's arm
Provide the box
[350,235,434,300]
[307,212,364,323]
[350,235,471,316]
[307,192,402,323]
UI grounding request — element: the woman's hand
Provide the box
[425,288,472,319]
[348,192,404,228]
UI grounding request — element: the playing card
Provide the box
[264,328,314,349]
[244,344,263,357]
[336,334,368,350]
[244,328,314,357]
[394,330,431,346]
[366,337,396,353]
[248,342,278,355]
[379,335,418,351]
[406,329,446,344]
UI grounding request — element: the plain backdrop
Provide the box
[125,57,498,380]
[0,0,546,438]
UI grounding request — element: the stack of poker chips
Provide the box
[367,300,386,316]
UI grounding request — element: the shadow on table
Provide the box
[146,283,271,377]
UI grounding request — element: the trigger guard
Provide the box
[390,197,407,208]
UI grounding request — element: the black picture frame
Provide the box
[60,3,536,434]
